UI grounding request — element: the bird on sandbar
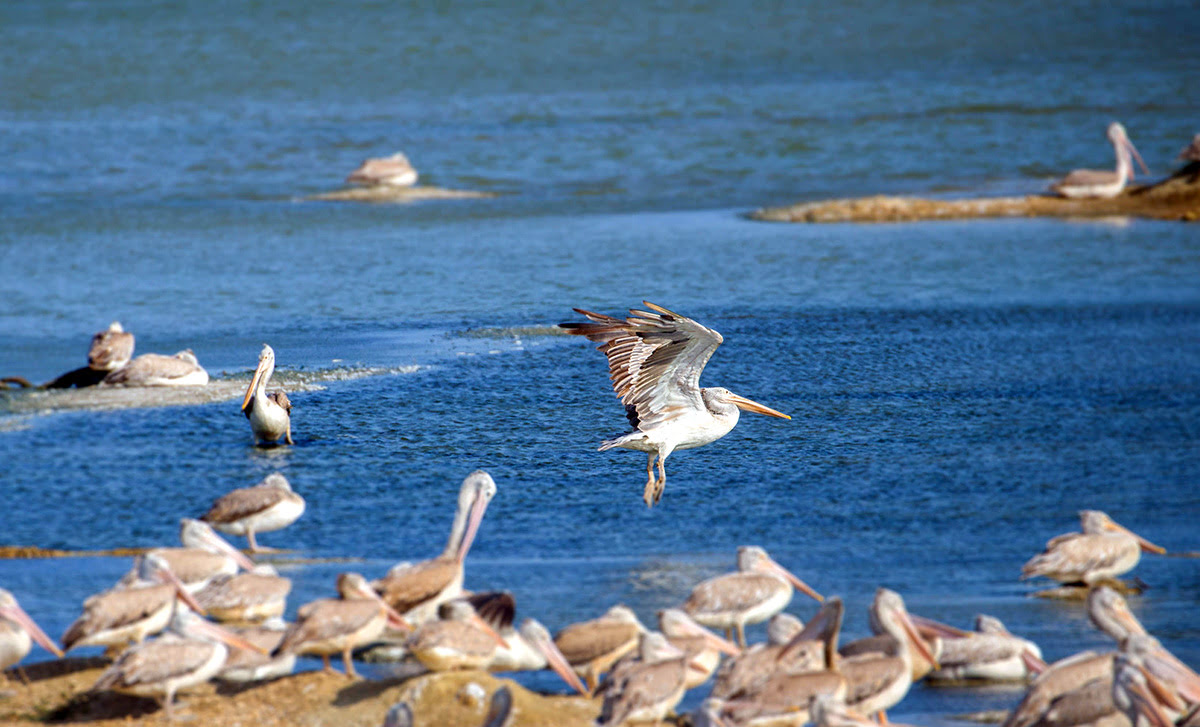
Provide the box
[1051,122,1149,199]
[560,301,791,507]
[103,350,209,387]
[88,321,135,372]
[241,344,293,446]
[1022,510,1165,587]
[199,472,306,552]
[346,152,419,187]
[553,604,647,695]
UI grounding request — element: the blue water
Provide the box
[3,0,1200,722]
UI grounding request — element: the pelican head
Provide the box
[260,472,293,492]
[1080,511,1166,554]
[135,552,207,614]
[659,608,740,656]
[519,619,589,695]
[0,588,64,659]
[453,470,497,564]
[1107,122,1150,180]
[338,573,412,630]
[872,588,938,669]
[702,387,791,420]
[738,546,823,603]
[179,518,257,571]
[766,612,806,645]
[241,344,276,413]
[1088,586,1148,643]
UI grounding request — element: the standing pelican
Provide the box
[88,321,135,372]
[839,589,938,721]
[373,471,496,625]
[683,546,823,648]
[553,604,647,695]
[147,519,258,593]
[274,573,410,678]
[597,632,691,727]
[346,152,419,187]
[561,301,791,506]
[1022,510,1165,586]
[658,608,741,689]
[241,344,293,446]
[199,472,305,552]
[90,606,263,720]
[1051,122,1149,199]
[0,589,64,671]
[103,350,209,386]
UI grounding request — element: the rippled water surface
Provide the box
[2,0,1199,721]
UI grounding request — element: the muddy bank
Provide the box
[306,185,496,203]
[1,659,599,726]
[751,163,1200,223]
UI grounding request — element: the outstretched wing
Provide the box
[560,301,722,431]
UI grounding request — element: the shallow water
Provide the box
[3,0,1200,721]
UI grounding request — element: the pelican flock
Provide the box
[561,301,791,506]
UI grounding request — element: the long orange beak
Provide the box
[760,557,823,603]
[455,488,491,564]
[241,356,269,412]
[899,610,938,669]
[1108,522,1166,554]
[189,617,270,655]
[727,393,791,420]
[529,627,589,696]
[0,603,64,658]
[909,614,971,640]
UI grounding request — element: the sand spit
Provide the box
[306,185,496,203]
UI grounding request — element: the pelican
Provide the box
[1088,585,1149,644]
[88,321,135,371]
[1051,122,1149,199]
[921,614,1045,682]
[1119,634,1200,715]
[406,598,508,672]
[193,564,291,625]
[0,589,64,672]
[90,605,264,720]
[373,470,496,625]
[62,553,204,653]
[241,344,293,446]
[561,301,791,506]
[1022,510,1165,586]
[103,350,209,386]
[553,604,647,695]
[719,671,849,727]
[1179,133,1200,163]
[199,472,305,552]
[839,589,938,721]
[683,546,823,648]
[810,693,916,727]
[146,518,258,593]
[1112,654,1182,727]
[216,617,296,683]
[346,152,419,187]
[713,597,843,701]
[658,608,741,689]
[597,632,691,727]
[274,572,410,678]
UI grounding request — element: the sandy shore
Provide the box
[2,658,600,726]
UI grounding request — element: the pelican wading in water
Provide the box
[241,344,293,446]
[561,301,791,507]
[1051,122,1149,199]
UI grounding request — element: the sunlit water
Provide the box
[2,0,1199,722]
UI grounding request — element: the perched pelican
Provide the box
[373,471,496,625]
[274,573,410,678]
[553,604,647,695]
[62,553,204,653]
[561,301,791,506]
[1051,122,1149,199]
[597,632,691,727]
[199,472,305,552]
[713,597,843,701]
[346,152,419,187]
[241,344,293,446]
[921,614,1045,682]
[1179,133,1200,163]
[658,608,741,689]
[146,518,258,594]
[88,321,135,371]
[90,606,263,720]
[1022,510,1165,585]
[406,599,508,672]
[193,564,291,625]
[839,589,938,721]
[683,546,823,648]
[103,350,209,387]
[216,617,296,683]
[0,589,64,671]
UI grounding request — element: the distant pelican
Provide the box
[103,350,209,387]
[200,472,305,552]
[0,589,64,671]
[553,604,647,695]
[274,573,410,678]
[373,471,496,625]
[241,344,293,446]
[561,301,791,506]
[193,564,291,625]
[1022,510,1165,585]
[147,518,258,593]
[919,614,1045,682]
[88,321,135,371]
[683,546,823,647]
[1051,122,1149,199]
[346,152,419,187]
[90,605,263,721]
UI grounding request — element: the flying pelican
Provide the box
[88,321,135,372]
[346,152,419,187]
[373,470,496,625]
[0,589,64,672]
[561,301,791,506]
[62,553,204,654]
[145,518,258,593]
[406,598,509,672]
[193,564,291,625]
[90,605,264,721]
[920,614,1045,682]
[1022,510,1165,586]
[241,344,293,446]
[1051,122,1149,199]
[103,350,209,387]
[274,573,410,678]
[597,632,692,727]
[683,546,823,648]
[199,472,306,552]
[553,604,647,695]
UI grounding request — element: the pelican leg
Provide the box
[321,654,334,674]
[586,672,598,697]
[343,646,358,678]
[643,454,658,507]
[163,687,176,721]
[285,421,294,446]
[735,622,747,649]
[654,456,667,504]
[876,711,889,724]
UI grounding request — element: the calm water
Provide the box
[2,0,1199,721]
